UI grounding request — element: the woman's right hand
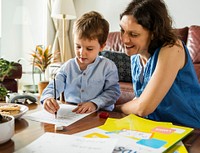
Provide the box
[43,97,60,114]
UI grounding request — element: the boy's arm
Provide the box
[40,65,67,104]
[90,61,121,111]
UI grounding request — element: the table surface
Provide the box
[0,103,200,153]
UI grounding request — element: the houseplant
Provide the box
[0,58,16,82]
[0,58,16,101]
[31,45,53,80]
[30,45,53,95]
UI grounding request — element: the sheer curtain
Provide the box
[47,0,74,63]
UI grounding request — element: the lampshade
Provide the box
[51,0,76,20]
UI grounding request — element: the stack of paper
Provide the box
[21,109,193,153]
[76,114,193,153]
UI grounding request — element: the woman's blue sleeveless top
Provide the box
[131,43,200,128]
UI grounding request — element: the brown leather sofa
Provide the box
[1,63,22,93]
[104,25,200,105]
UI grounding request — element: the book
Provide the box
[166,141,188,153]
[76,114,193,153]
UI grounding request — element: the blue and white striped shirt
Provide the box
[40,56,120,111]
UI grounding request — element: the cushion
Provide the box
[105,32,125,53]
[100,51,132,82]
[173,27,189,44]
[194,64,200,82]
[187,25,200,63]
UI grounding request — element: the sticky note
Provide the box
[136,138,166,149]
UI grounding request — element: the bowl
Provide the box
[0,114,15,144]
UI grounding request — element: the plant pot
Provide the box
[38,81,49,96]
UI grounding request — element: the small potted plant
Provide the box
[0,58,16,82]
[31,45,53,80]
[30,45,53,95]
[0,58,16,101]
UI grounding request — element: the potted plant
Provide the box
[30,45,53,95]
[0,58,16,101]
[0,58,16,82]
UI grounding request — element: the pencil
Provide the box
[53,75,57,119]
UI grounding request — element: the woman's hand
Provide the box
[72,102,97,114]
[43,97,60,114]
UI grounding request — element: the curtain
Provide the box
[47,0,73,63]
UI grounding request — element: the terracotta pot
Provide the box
[38,81,49,96]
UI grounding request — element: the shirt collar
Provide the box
[75,56,101,71]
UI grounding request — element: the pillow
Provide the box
[187,25,200,63]
[173,27,189,44]
[100,51,132,82]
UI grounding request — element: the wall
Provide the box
[73,0,200,32]
[165,0,200,28]
[74,0,131,32]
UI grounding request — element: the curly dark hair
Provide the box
[120,0,178,55]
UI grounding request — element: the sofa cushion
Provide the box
[105,32,125,53]
[174,26,189,44]
[187,25,200,63]
[100,51,132,82]
[116,82,134,105]
[194,64,200,82]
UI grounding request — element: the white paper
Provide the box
[23,104,92,126]
[75,128,163,153]
[14,132,118,153]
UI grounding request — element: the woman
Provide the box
[115,0,200,128]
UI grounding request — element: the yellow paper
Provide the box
[99,114,192,151]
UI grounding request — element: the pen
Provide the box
[53,74,57,119]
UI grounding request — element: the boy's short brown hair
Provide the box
[73,11,109,46]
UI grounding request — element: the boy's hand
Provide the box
[72,102,97,114]
[43,97,60,114]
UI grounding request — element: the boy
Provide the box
[40,11,120,114]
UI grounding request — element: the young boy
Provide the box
[40,11,120,114]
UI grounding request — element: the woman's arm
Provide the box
[117,40,185,116]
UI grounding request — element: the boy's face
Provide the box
[74,34,105,68]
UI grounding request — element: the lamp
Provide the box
[51,0,76,62]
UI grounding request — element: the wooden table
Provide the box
[0,103,200,153]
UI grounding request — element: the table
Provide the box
[0,103,200,153]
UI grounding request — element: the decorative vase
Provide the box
[38,81,49,96]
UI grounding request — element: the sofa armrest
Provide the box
[116,82,135,105]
